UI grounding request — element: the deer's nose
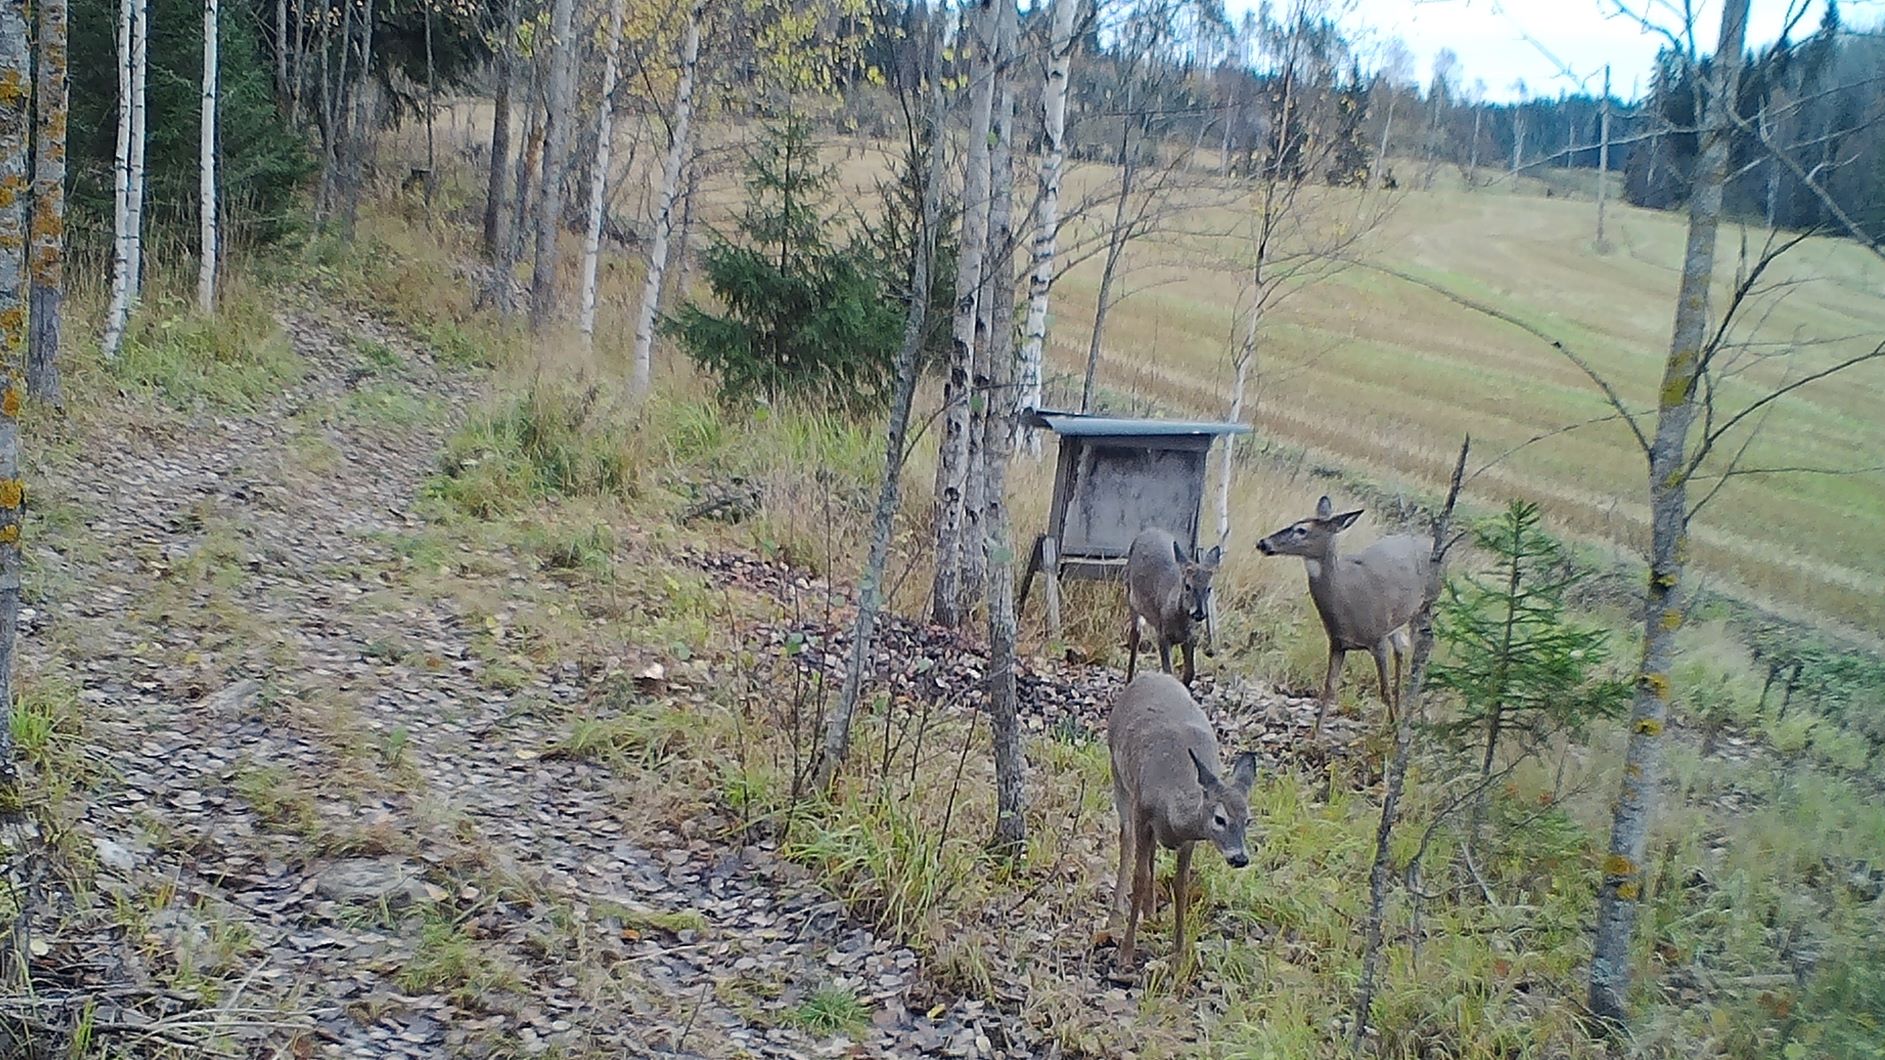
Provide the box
[1226,852,1249,869]
[1257,540,1275,555]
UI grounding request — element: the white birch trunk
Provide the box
[102,0,144,359]
[980,0,1026,853]
[930,0,998,627]
[1215,342,1249,546]
[128,0,146,302]
[1015,0,1077,452]
[275,0,287,98]
[1596,65,1610,249]
[578,0,628,345]
[1588,0,1748,1027]
[527,0,577,330]
[629,0,703,395]
[199,0,220,313]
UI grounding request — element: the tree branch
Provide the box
[1363,263,1652,455]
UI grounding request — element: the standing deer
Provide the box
[1124,527,1221,687]
[1104,672,1257,964]
[1256,496,1430,738]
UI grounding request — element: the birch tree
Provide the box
[578,0,629,345]
[629,0,704,395]
[27,0,65,403]
[1213,0,1380,545]
[101,0,147,360]
[1586,0,1749,1025]
[481,0,518,259]
[929,0,997,628]
[339,0,378,241]
[814,9,946,790]
[961,0,1020,621]
[979,0,1026,853]
[199,0,220,313]
[527,0,577,330]
[1595,64,1610,250]
[1014,0,1077,452]
[0,0,29,772]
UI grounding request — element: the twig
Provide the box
[1362,264,1651,455]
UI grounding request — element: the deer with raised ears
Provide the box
[1103,672,1257,965]
[1256,496,1431,738]
[1124,528,1222,687]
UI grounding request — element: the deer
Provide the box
[1256,496,1431,739]
[1103,672,1257,965]
[1124,527,1222,687]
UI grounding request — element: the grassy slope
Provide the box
[58,113,1868,1057]
[1041,173,1885,637]
[315,152,1881,1052]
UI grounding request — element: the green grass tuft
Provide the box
[790,985,872,1037]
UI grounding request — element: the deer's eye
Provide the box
[1212,810,1227,829]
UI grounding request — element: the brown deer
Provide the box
[1124,528,1221,687]
[1256,496,1430,738]
[1104,672,1257,964]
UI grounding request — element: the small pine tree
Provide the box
[852,111,958,371]
[669,114,903,411]
[1325,63,1371,187]
[1433,500,1628,803]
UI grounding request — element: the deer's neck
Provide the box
[1159,787,1212,842]
[1301,541,1340,588]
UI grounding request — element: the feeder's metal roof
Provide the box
[1024,409,1251,438]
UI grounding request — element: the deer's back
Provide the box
[1312,534,1430,648]
[1109,673,1217,824]
[1125,527,1184,635]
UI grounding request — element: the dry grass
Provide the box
[390,99,1885,641]
[262,165,1885,1056]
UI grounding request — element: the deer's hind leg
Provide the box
[1106,780,1133,936]
[1126,616,1141,682]
[1121,818,1156,964]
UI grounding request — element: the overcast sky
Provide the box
[1262,0,1882,103]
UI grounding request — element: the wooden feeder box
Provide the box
[1017,408,1251,638]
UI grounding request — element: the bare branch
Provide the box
[1362,263,1652,455]
[1702,340,1885,454]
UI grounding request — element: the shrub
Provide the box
[667,114,903,411]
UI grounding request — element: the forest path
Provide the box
[20,290,954,1058]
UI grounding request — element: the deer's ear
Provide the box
[1315,495,1334,519]
[1203,545,1222,567]
[1228,751,1258,794]
[1331,509,1364,531]
[1172,539,1188,566]
[1187,747,1219,788]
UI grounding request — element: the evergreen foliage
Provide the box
[852,103,958,371]
[668,114,903,411]
[1325,63,1371,187]
[70,0,310,247]
[1433,501,1629,775]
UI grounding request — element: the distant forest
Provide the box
[838,0,1885,244]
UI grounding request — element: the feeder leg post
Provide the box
[1019,534,1044,615]
[1042,536,1063,643]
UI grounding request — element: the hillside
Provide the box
[1044,175,1885,638]
[12,2,1885,1051]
